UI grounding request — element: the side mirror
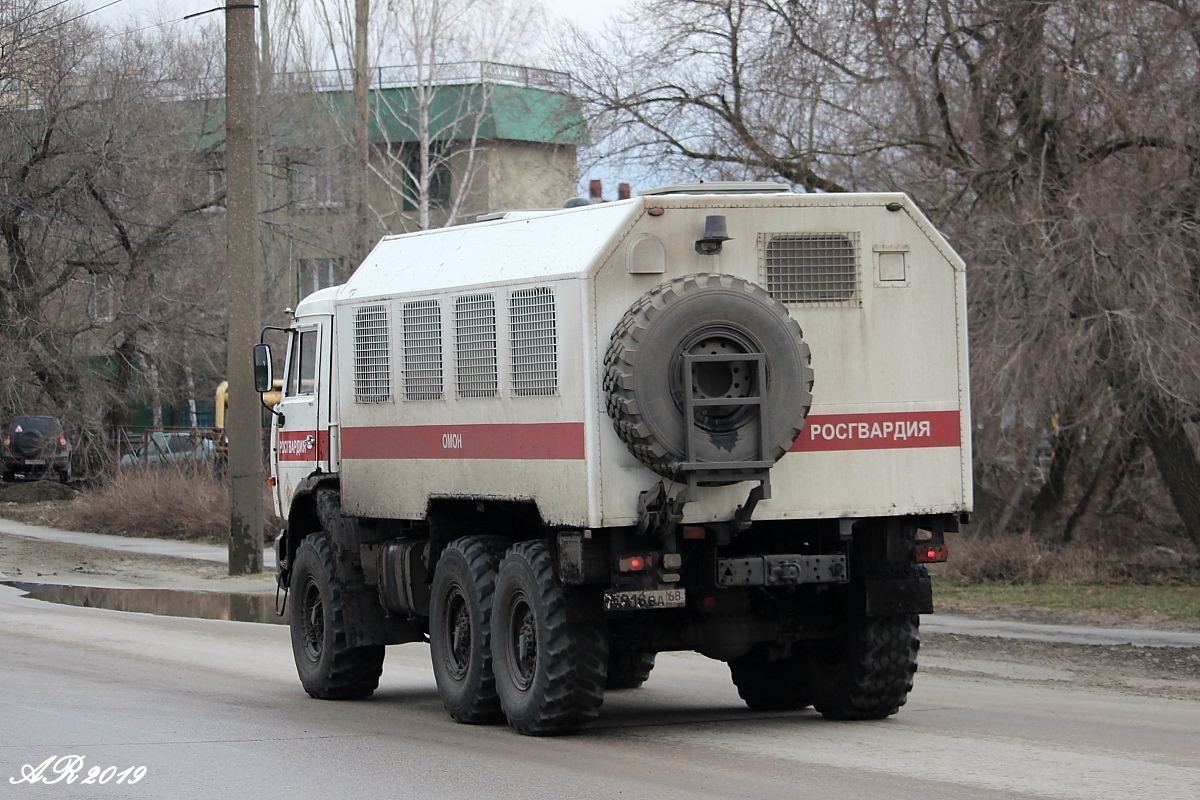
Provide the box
[252,344,273,393]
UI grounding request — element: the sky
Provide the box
[83,0,627,37]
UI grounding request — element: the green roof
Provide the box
[189,82,588,152]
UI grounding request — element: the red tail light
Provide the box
[58,435,68,450]
[2,434,9,448]
[617,554,654,572]
[915,545,949,564]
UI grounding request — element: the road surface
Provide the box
[2,583,1198,800]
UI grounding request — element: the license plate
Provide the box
[603,588,685,611]
[23,459,45,466]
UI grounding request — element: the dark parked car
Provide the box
[2,416,72,482]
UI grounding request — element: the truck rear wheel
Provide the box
[606,646,656,690]
[728,644,811,711]
[492,540,608,735]
[804,614,919,720]
[430,535,510,724]
[603,273,813,477]
[290,533,385,699]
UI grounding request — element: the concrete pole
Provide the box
[226,2,264,575]
[353,0,371,264]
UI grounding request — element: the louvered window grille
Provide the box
[455,294,498,398]
[762,232,860,305]
[353,304,391,403]
[403,299,443,400]
[509,287,557,397]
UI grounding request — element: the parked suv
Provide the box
[2,416,72,482]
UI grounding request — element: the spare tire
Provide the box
[603,273,813,477]
[13,430,47,459]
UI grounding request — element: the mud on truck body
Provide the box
[254,182,971,735]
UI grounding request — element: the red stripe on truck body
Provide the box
[342,422,586,460]
[334,411,959,463]
[277,430,329,462]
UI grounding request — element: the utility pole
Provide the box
[353,0,371,264]
[226,1,264,575]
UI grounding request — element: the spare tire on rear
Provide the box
[603,273,813,478]
[13,430,47,459]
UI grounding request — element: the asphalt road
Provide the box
[2,583,1198,800]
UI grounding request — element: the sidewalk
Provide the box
[0,517,275,569]
[2,516,1199,647]
[924,613,1200,649]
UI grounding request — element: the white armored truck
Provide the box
[253,182,971,735]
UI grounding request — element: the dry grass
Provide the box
[932,578,1200,625]
[938,530,1200,586]
[53,468,277,544]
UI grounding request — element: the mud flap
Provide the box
[864,574,933,616]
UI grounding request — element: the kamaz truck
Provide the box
[253,182,971,735]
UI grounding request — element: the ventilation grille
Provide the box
[353,304,391,403]
[455,293,498,398]
[509,287,557,397]
[403,299,443,400]
[762,232,860,305]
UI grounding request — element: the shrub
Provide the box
[54,467,277,544]
[944,530,1200,586]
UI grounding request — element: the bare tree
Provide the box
[0,2,229,462]
[561,0,1200,546]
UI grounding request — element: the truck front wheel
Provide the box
[492,540,608,735]
[429,535,510,724]
[290,533,385,699]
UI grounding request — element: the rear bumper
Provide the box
[2,457,69,476]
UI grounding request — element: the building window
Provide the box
[200,165,226,213]
[289,151,343,210]
[296,257,343,303]
[87,275,117,323]
[400,142,451,211]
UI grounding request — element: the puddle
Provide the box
[3,581,286,625]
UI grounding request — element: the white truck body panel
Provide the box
[285,191,971,529]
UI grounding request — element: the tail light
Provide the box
[2,434,9,449]
[58,434,68,451]
[915,545,949,564]
[617,554,655,572]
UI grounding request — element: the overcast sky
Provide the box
[83,0,627,37]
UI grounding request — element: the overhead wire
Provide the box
[4,0,80,28]
[95,2,225,44]
[23,0,128,39]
